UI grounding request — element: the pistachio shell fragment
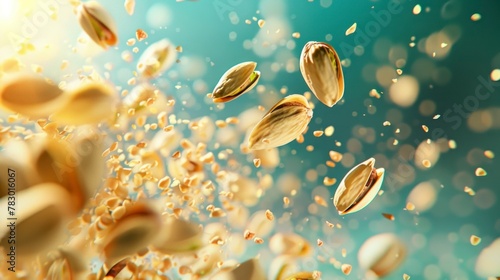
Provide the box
[210,258,266,280]
[300,41,344,107]
[212,61,260,103]
[151,216,203,254]
[43,249,88,280]
[248,94,313,150]
[51,82,118,125]
[358,233,407,278]
[77,1,118,48]
[0,74,63,118]
[333,157,385,215]
[137,39,177,79]
[0,183,73,257]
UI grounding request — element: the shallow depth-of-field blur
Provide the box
[1,0,500,279]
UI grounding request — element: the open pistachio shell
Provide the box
[358,233,407,277]
[151,216,203,254]
[248,94,313,150]
[300,41,344,107]
[0,74,64,118]
[0,183,72,257]
[137,39,177,79]
[333,157,385,215]
[210,258,266,280]
[51,82,118,125]
[77,1,118,48]
[212,61,260,103]
[100,202,161,264]
[269,233,312,257]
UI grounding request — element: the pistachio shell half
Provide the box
[151,216,203,254]
[333,157,385,215]
[77,1,118,48]
[300,41,344,107]
[0,183,73,257]
[43,249,87,280]
[210,258,266,280]
[358,233,407,277]
[51,82,118,125]
[0,74,64,118]
[212,61,260,103]
[248,94,313,150]
[137,39,177,79]
[99,202,161,264]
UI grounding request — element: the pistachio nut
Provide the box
[51,82,118,125]
[99,201,161,264]
[77,1,118,48]
[0,183,73,257]
[0,74,64,118]
[269,233,311,257]
[300,41,344,107]
[475,238,500,278]
[151,216,203,254]
[212,61,260,103]
[248,94,312,150]
[210,258,266,280]
[137,39,177,79]
[333,157,385,215]
[358,233,407,278]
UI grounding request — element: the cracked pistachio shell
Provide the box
[51,82,118,125]
[210,258,266,280]
[0,74,64,118]
[0,183,73,257]
[151,216,203,254]
[137,39,177,79]
[212,61,260,103]
[300,41,344,107]
[333,157,385,215]
[269,233,312,257]
[77,1,118,48]
[123,83,157,112]
[100,202,161,264]
[358,233,407,277]
[248,94,312,150]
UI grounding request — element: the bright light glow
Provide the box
[0,0,18,21]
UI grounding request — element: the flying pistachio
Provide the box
[212,61,260,103]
